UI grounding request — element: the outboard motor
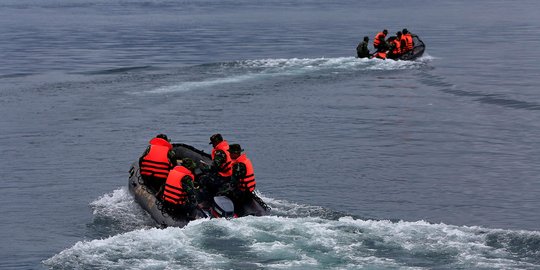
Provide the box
[211,196,235,218]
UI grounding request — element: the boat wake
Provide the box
[139,56,433,95]
[44,187,540,270]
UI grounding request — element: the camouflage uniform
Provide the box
[356,40,371,58]
[212,149,228,173]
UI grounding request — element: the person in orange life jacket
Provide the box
[209,133,233,179]
[139,134,177,194]
[226,144,256,208]
[401,28,414,53]
[373,50,387,60]
[388,32,403,59]
[373,29,388,51]
[160,158,198,219]
[198,133,234,200]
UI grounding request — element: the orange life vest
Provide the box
[140,138,173,180]
[373,32,386,47]
[374,51,387,59]
[233,154,256,192]
[392,38,401,55]
[162,166,194,205]
[403,33,413,51]
[211,140,232,177]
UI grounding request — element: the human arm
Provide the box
[212,150,227,170]
[168,149,177,167]
[181,175,197,204]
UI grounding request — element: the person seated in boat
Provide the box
[373,50,387,60]
[387,32,403,59]
[209,133,233,180]
[224,144,256,211]
[200,133,234,198]
[356,36,371,58]
[139,134,176,194]
[373,29,388,51]
[401,28,414,53]
[160,158,198,219]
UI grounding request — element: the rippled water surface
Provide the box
[1,0,539,269]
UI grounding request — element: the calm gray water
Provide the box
[1,0,539,269]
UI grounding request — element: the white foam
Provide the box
[44,226,229,269]
[145,74,256,94]
[89,187,153,229]
[141,56,430,95]
[259,195,328,217]
[46,211,539,269]
[64,188,539,269]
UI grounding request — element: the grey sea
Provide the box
[1,0,539,269]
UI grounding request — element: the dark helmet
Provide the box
[156,133,170,142]
[228,144,243,154]
[363,36,369,42]
[402,28,409,34]
[181,158,197,171]
[209,133,223,145]
[382,29,388,35]
[396,31,402,36]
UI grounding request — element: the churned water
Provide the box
[1,0,539,269]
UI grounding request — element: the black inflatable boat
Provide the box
[128,143,270,228]
[396,34,425,61]
[386,34,425,61]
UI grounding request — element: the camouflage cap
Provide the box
[209,133,223,145]
[181,158,197,171]
[228,144,243,154]
[156,133,170,142]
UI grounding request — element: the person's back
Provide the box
[356,36,371,58]
[373,29,388,50]
[388,32,402,58]
[161,158,198,219]
[139,134,175,193]
[402,28,414,52]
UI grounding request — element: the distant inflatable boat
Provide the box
[362,34,426,61]
[387,34,426,61]
[128,143,270,228]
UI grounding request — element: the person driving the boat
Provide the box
[225,144,256,207]
[160,157,198,219]
[139,134,176,194]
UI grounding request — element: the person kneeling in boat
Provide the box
[139,134,177,194]
[160,158,198,219]
[224,144,256,212]
[356,36,371,58]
